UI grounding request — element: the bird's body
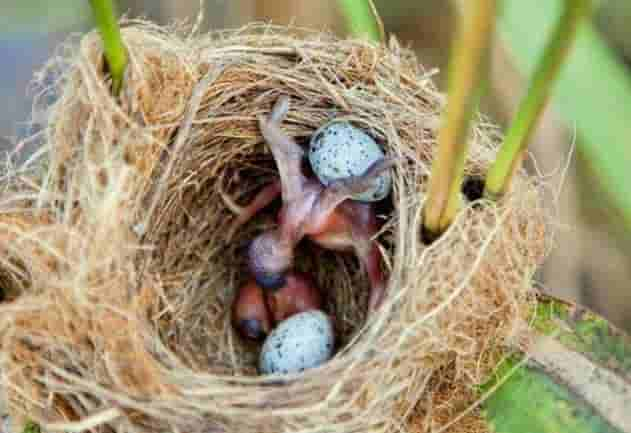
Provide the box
[306,200,377,253]
[224,96,392,311]
[232,280,272,341]
[232,271,323,341]
[267,271,323,323]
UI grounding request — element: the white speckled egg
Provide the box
[259,310,334,375]
[309,121,392,202]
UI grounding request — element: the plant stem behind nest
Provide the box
[337,0,385,42]
[484,0,591,200]
[89,0,128,96]
[422,0,496,242]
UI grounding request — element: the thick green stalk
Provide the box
[484,0,591,199]
[89,0,128,96]
[422,1,495,242]
[337,0,384,42]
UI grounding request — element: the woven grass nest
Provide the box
[0,22,552,433]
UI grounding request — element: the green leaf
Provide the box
[482,296,631,433]
[483,357,622,433]
[498,0,631,229]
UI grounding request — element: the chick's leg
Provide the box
[258,96,307,202]
[220,180,282,241]
[355,239,386,312]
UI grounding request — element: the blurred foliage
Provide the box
[486,0,590,199]
[596,0,631,62]
[2,1,89,35]
[499,0,631,232]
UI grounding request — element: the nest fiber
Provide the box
[0,22,551,433]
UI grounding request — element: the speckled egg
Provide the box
[259,310,334,375]
[309,121,392,202]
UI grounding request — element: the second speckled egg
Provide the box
[259,310,334,375]
[309,121,392,202]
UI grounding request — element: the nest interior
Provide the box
[0,22,552,433]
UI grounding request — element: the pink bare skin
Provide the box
[223,96,393,311]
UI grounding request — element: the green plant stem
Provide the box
[422,0,496,241]
[337,0,384,42]
[484,0,591,200]
[89,0,128,96]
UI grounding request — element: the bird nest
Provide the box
[0,22,551,433]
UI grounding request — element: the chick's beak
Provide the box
[253,271,287,292]
[237,318,270,341]
[232,280,273,341]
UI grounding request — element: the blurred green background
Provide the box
[1,0,630,329]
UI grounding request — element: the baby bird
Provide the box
[267,271,323,323]
[232,280,272,341]
[224,96,393,311]
[232,271,323,341]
